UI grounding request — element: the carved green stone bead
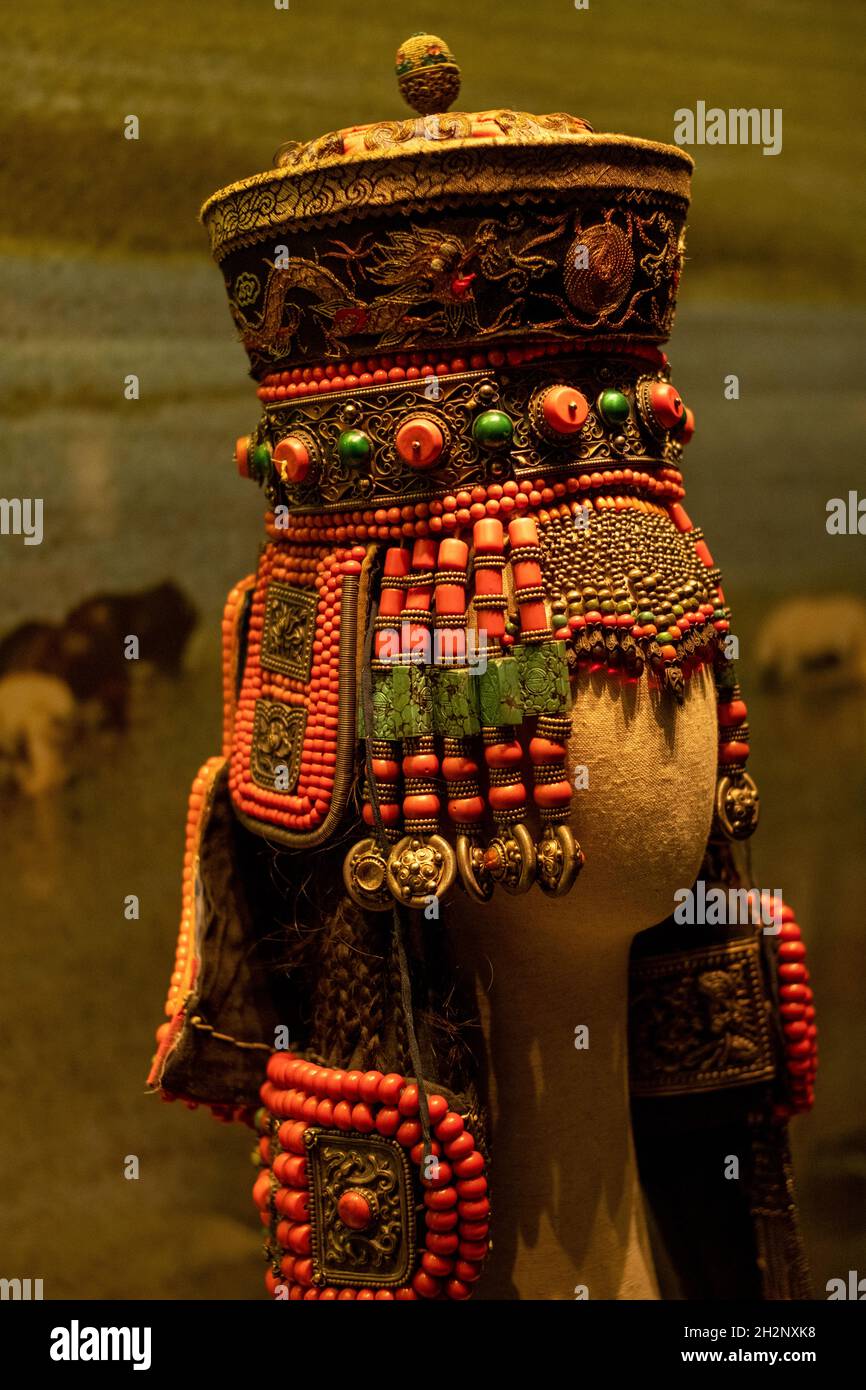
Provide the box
[514,641,572,717]
[390,663,432,738]
[432,666,481,735]
[478,655,523,726]
[367,668,398,740]
[716,660,738,694]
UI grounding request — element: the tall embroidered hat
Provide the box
[202,33,691,375]
[148,35,816,1304]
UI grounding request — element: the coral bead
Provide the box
[337,1190,374,1231]
[446,1278,472,1300]
[235,435,252,478]
[398,1084,420,1116]
[448,796,486,822]
[453,1151,485,1179]
[412,1271,442,1299]
[396,417,445,469]
[675,406,696,444]
[541,384,589,434]
[403,793,441,818]
[649,381,685,431]
[273,435,312,484]
[484,741,522,769]
[352,1103,375,1132]
[426,1233,459,1255]
[529,736,567,763]
[359,1070,384,1102]
[435,1113,464,1143]
[445,1132,475,1160]
[424,1093,449,1123]
[533,780,573,808]
[378,1072,405,1105]
[375,1107,401,1137]
[425,1210,458,1232]
[488,782,526,811]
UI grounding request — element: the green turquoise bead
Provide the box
[338,429,372,467]
[251,442,271,478]
[597,389,630,427]
[472,409,513,450]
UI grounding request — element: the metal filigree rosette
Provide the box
[386,833,456,907]
[343,838,394,912]
[456,834,494,902]
[536,823,583,897]
[482,822,536,895]
[714,771,761,841]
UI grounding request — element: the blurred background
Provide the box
[1,0,864,1297]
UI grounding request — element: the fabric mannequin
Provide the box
[450,665,718,1297]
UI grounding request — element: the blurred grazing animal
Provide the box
[0,673,79,795]
[0,581,198,729]
[756,594,866,693]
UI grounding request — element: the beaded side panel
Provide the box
[228,540,366,845]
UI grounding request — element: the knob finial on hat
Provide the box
[396,33,461,115]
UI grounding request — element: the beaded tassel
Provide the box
[775,902,818,1115]
[402,736,441,837]
[365,543,411,842]
[403,536,438,659]
[376,536,458,907]
[482,727,529,829]
[363,740,402,841]
[401,537,441,837]
[507,515,550,640]
[434,537,486,844]
[507,516,581,894]
[530,715,575,824]
[344,545,410,911]
[433,537,470,665]
[375,544,410,659]
[717,680,750,772]
[471,518,508,646]
[442,737,485,836]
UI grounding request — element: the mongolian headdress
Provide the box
[148,35,815,1301]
